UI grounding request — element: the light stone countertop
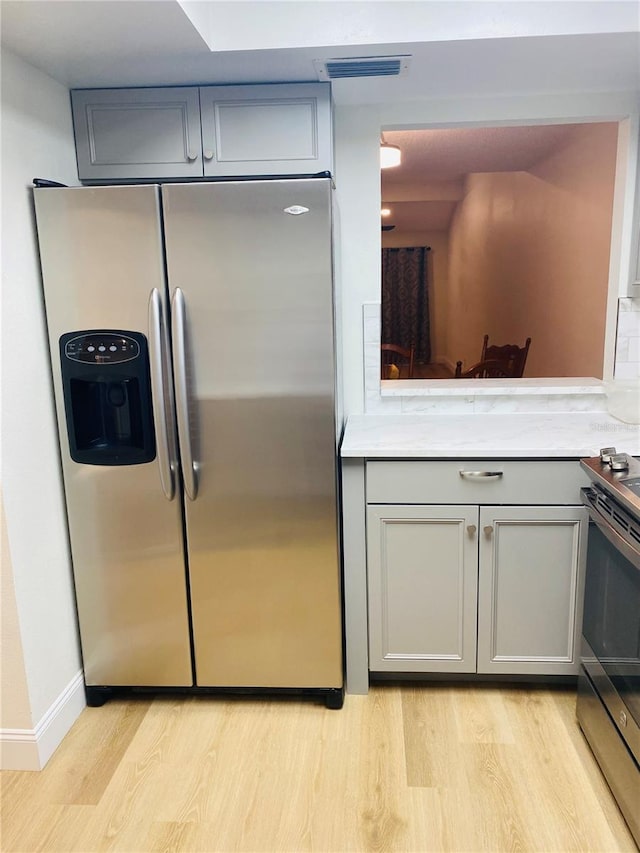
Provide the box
[341,413,640,458]
[379,378,606,397]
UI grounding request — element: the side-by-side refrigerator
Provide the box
[34,179,344,708]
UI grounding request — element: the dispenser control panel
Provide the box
[63,333,140,364]
[58,329,154,466]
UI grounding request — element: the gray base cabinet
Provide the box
[367,505,479,673]
[71,83,332,182]
[477,506,587,675]
[365,461,588,679]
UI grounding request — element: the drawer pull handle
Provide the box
[484,525,494,537]
[467,524,477,537]
[459,470,504,480]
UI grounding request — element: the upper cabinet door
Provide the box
[199,83,333,177]
[72,88,203,181]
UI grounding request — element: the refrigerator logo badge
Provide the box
[284,205,310,216]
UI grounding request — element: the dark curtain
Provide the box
[381,247,431,363]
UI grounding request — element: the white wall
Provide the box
[1,49,83,766]
[333,91,640,414]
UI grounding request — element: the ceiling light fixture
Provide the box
[381,207,392,217]
[380,134,401,169]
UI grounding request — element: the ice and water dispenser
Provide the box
[59,330,156,465]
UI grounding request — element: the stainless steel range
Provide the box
[578,448,640,846]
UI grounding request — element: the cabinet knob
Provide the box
[466,525,477,537]
[186,152,198,162]
[483,525,494,537]
[203,150,214,161]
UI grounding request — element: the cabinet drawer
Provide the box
[366,460,589,505]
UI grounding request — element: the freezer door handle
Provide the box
[171,287,198,501]
[148,289,176,500]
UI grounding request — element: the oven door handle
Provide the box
[582,495,640,570]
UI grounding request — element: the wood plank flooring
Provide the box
[1,684,636,852]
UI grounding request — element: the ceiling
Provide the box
[382,125,581,183]
[1,1,639,104]
[381,122,616,232]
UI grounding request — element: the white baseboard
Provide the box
[0,670,85,770]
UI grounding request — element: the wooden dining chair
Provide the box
[381,343,415,379]
[455,358,512,378]
[480,335,531,378]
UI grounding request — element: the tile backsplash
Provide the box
[614,297,640,380]
[362,300,639,414]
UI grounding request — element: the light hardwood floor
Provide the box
[1,684,636,852]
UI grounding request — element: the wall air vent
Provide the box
[314,56,411,81]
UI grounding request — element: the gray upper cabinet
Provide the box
[71,83,333,183]
[199,83,332,177]
[72,88,203,181]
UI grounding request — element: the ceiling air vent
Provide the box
[314,56,411,81]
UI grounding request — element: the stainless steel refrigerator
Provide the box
[34,180,343,708]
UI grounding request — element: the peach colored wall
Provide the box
[382,230,450,364]
[446,123,618,377]
[0,494,33,732]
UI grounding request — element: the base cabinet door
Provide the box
[367,505,479,673]
[477,506,588,675]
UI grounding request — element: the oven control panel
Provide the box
[581,449,640,519]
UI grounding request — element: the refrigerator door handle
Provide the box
[148,289,176,500]
[171,287,198,501]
